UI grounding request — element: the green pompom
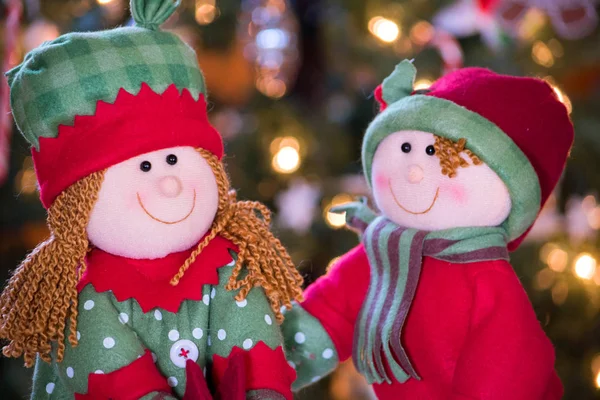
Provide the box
[130,0,180,30]
[381,59,417,105]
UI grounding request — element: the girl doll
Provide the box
[282,60,574,400]
[0,1,301,399]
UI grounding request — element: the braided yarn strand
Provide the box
[434,136,482,178]
[0,171,104,366]
[171,149,303,323]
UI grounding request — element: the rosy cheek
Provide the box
[440,183,468,204]
[373,173,389,189]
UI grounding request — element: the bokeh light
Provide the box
[414,79,432,91]
[368,17,400,43]
[574,253,597,280]
[324,194,353,229]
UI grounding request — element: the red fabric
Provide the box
[33,83,224,209]
[302,244,563,400]
[183,359,213,400]
[216,351,246,400]
[374,84,387,112]
[212,343,295,400]
[78,235,238,313]
[425,69,574,250]
[74,350,171,400]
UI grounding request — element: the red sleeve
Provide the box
[301,244,371,361]
[212,343,295,400]
[75,350,171,400]
[451,261,563,400]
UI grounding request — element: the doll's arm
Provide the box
[282,245,371,390]
[49,285,172,399]
[451,261,562,400]
[208,264,295,400]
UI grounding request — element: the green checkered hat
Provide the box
[6,0,205,150]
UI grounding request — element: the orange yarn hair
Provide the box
[0,171,104,367]
[170,149,304,322]
[434,136,482,178]
[0,149,303,367]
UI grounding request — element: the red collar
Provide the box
[78,236,238,313]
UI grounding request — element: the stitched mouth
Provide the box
[389,180,439,215]
[137,189,197,224]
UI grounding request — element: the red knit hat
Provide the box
[366,61,574,250]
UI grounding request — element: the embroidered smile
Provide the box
[137,189,197,224]
[389,180,439,215]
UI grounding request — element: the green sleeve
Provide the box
[56,285,149,394]
[281,304,340,390]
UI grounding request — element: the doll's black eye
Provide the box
[426,145,435,156]
[140,161,152,172]
[401,142,411,153]
[166,154,178,165]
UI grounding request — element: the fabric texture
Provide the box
[212,344,295,400]
[7,0,225,209]
[345,211,509,384]
[31,256,287,399]
[364,60,574,249]
[32,82,223,209]
[78,235,238,313]
[74,350,171,400]
[281,304,339,390]
[289,245,562,400]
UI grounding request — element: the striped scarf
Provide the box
[337,201,509,384]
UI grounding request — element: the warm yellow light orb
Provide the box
[596,370,600,388]
[272,146,300,174]
[97,0,114,4]
[574,253,597,280]
[368,17,400,43]
[324,194,353,229]
[414,79,432,91]
[547,248,568,272]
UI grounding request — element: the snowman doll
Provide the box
[0,1,301,399]
[282,60,573,400]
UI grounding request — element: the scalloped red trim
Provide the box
[212,342,295,400]
[78,235,238,313]
[33,83,224,208]
[74,350,170,400]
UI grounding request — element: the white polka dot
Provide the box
[94,370,104,374]
[226,258,236,267]
[83,300,94,310]
[66,367,74,378]
[152,352,158,363]
[236,299,247,308]
[211,288,216,299]
[242,339,253,349]
[207,335,212,346]
[168,330,180,341]
[118,313,129,324]
[217,329,227,340]
[103,337,115,349]
[154,309,163,320]
[280,305,287,313]
[192,328,204,339]
[264,314,272,325]
[311,376,321,383]
[322,348,334,359]
[76,331,81,340]
[45,383,55,394]
[288,360,296,369]
[167,377,178,387]
[203,294,210,305]
[294,332,306,344]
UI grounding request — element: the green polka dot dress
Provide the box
[30,256,286,399]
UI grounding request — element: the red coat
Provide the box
[301,245,563,400]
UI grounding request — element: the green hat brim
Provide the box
[362,94,541,242]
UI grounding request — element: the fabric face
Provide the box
[86,146,218,259]
[371,130,511,231]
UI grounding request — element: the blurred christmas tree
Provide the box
[1,0,600,399]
